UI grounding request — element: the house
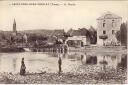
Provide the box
[65,28,90,48]
[97,12,122,46]
[65,36,90,48]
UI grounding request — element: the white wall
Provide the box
[97,16,122,46]
[66,36,90,46]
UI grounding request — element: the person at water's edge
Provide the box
[58,57,62,74]
[20,58,26,76]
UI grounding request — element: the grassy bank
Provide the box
[0,68,126,84]
[68,46,127,53]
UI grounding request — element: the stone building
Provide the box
[65,36,90,47]
[97,12,122,46]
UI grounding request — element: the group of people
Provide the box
[20,57,62,76]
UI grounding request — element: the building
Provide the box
[65,36,90,48]
[65,29,90,48]
[97,12,122,46]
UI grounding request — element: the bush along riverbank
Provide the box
[0,47,25,53]
[0,68,126,84]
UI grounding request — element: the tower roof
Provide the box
[13,18,17,33]
[97,11,122,20]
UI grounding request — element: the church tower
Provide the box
[13,19,17,34]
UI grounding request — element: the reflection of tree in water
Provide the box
[67,53,82,60]
[86,56,97,64]
[117,54,127,69]
[13,58,17,72]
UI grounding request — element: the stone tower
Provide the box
[13,19,17,34]
[97,12,122,46]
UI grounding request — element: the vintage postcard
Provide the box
[0,0,127,84]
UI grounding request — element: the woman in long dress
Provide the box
[20,58,26,76]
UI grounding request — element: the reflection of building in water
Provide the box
[80,54,97,65]
[97,54,122,69]
[66,52,97,64]
[66,52,124,69]
[66,52,86,61]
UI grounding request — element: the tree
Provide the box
[116,22,127,46]
[116,30,121,42]
[120,23,127,46]
[88,26,97,44]
[79,28,90,37]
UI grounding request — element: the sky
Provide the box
[0,1,128,31]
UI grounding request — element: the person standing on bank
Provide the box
[20,58,26,76]
[58,56,62,74]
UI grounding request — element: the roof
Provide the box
[68,28,90,36]
[97,11,122,20]
[70,30,81,36]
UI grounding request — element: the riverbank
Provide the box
[0,45,126,53]
[0,47,25,53]
[0,68,126,84]
[68,46,127,53]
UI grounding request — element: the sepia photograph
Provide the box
[0,0,127,84]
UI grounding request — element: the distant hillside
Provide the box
[0,29,66,37]
[20,29,54,36]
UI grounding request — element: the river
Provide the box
[0,52,126,74]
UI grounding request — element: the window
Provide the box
[103,23,105,27]
[112,30,115,34]
[103,30,106,34]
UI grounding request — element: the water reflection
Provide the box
[85,55,97,64]
[0,52,126,73]
[117,54,127,69]
[77,53,125,69]
[65,52,127,73]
